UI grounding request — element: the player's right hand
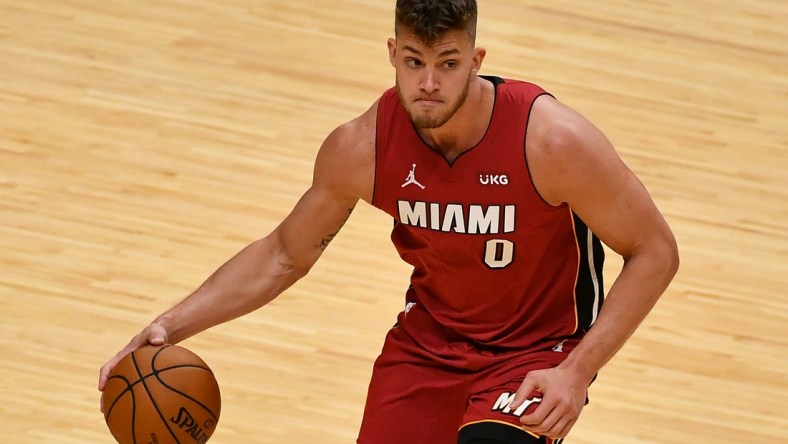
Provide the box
[98,323,169,393]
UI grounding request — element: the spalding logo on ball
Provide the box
[102,345,221,444]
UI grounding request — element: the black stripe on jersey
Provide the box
[573,212,605,333]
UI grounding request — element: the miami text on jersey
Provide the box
[397,200,515,234]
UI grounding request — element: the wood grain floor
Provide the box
[1,1,786,442]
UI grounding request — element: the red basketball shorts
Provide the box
[357,303,578,444]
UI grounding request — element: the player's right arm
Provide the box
[98,103,377,392]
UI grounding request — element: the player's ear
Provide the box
[471,46,486,75]
[387,38,397,67]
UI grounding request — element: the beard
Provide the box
[397,73,472,129]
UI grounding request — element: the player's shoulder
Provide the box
[312,100,379,202]
[329,99,379,148]
[526,95,619,205]
[529,95,606,159]
[492,77,548,97]
[319,100,378,168]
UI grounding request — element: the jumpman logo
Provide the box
[401,163,426,189]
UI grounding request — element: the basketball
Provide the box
[101,344,221,444]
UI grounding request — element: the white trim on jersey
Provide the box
[587,227,601,326]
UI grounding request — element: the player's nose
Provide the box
[419,68,439,93]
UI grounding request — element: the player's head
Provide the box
[388,0,485,129]
[394,0,477,46]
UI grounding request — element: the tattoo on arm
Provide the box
[319,233,337,251]
[319,208,354,251]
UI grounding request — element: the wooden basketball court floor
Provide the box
[1,1,786,442]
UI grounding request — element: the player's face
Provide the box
[388,29,484,129]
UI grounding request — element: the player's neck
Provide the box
[418,77,494,164]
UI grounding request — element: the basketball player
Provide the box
[99,1,679,442]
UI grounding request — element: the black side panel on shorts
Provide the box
[458,422,543,444]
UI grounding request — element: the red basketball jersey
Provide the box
[372,77,604,350]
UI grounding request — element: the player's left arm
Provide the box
[513,95,680,439]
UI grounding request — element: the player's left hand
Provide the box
[511,366,588,439]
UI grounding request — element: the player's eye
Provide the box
[443,60,457,69]
[406,58,422,68]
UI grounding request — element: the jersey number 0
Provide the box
[484,239,514,269]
